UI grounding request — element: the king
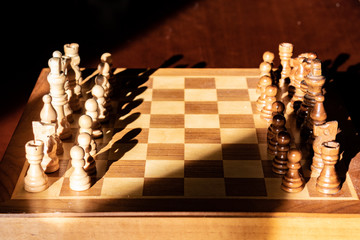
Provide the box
[47,55,72,140]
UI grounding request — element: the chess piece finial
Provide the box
[272,101,285,116]
[281,148,305,193]
[101,52,113,65]
[263,51,275,64]
[24,140,49,192]
[69,145,91,191]
[316,141,341,194]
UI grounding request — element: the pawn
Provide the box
[69,145,91,191]
[40,94,63,155]
[271,101,285,116]
[272,131,291,175]
[94,74,112,110]
[281,148,305,193]
[316,141,341,194]
[91,85,109,122]
[77,132,96,175]
[256,76,272,107]
[261,85,277,122]
[79,114,97,157]
[259,62,272,78]
[267,114,286,155]
[85,98,103,138]
[24,140,49,192]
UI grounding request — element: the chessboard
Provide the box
[1,67,360,215]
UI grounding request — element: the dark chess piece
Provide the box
[272,131,291,175]
[267,114,286,155]
[281,148,305,193]
[316,141,341,194]
[272,101,285,116]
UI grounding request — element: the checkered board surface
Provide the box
[11,68,358,201]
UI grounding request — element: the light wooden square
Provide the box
[152,76,185,89]
[215,76,248,89]
[151,101,185,114]
[184,89,217,101]
[148,128,185,143]
[185,144,222,160]
[145,160,184,178]
[185,178,225,197]
[185,114,220,128]
[223,160,264,178]
[218,101,253,114]
[220,128,258,144]
[101,178,144,197]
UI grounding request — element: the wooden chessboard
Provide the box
[1,68,360,215]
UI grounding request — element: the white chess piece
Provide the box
[47,55,72,140]
[64,43,82,93]
[91,85,109,122]
[79,115,97,156]
[32,121,59,173]
[40,94,64,155]
[24,140,49,192]
[69,145,91,191]
[77,132,96,175]
[85,98,103,138]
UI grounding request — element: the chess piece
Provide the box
[94,74,112,110]
[85,98,103,138]
[79,115,97,156]
[47,55,72,140]
[77,132,96,175]
[311,121,338,175]
[91,85,109,122]
[278,42,293,87]
[24,140,48,192]
[69,145,91,191]
[40,94,63,155]
[63,80,74,123]
[272,101,285,116]
[291,59,306,107]
[281,148,305,193]
[260,85,277,122]
[100,52,116,88]
[64,43,82,95]
[63,54,81,112]
[272,131,291,175]
[256,76,272,107]
[259,62,272,78]
[316,141,341,194]
[300,60,326,138]
[32,121,59,173]
[267,114,286,155]
[302,94,327,143]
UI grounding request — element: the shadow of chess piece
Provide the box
[272,131,291,175]
[281,148,305,193]
[316,141,341,194]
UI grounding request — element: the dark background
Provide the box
[1,0,360,159]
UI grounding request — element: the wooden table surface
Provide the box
[1,0,360,239]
